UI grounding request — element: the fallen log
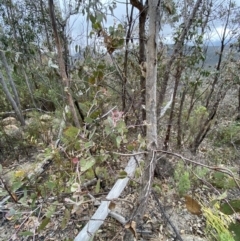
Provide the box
[74,154,141,241]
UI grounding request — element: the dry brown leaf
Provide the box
[125,221,137,238]
[184,195,202,215]
[109,201,116,210]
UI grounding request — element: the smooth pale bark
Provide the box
[0,71,25,125]
[0,51,21,110]
[131,0,160,221]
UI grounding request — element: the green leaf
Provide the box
[80,158,95,172]
[84,141,94,149]
[95,179,101,193]
[46,181,56,190]
[92,22,102,31]
[89,14,96,24]
[61,209,71,230]
[89,126,96,140]
[75,45,78,53]
[116,120,127,134]
[38,217,51,231]
[96,12,104,23]
[12,181,23,192]
[229,222,240,241]
[46,203,57,218]
[104,125,112,135]
[64,126,79,139]
[116,136,122,148]
[19,231,33,237]
[118,170,127,179]
[220,199,240,215]
[71,183,80,192]
[85,117,93,124]
[109,26,114,35]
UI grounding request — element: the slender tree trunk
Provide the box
[189,82,228,154]
[0,71,25,125]
[163,60,184,150]
[0,50,21,110]
[177,88,187,148]
[139,6,147,135]
[40,0,52,51]
[130,0,147,135]
[157,0,203,121]
[237,86,240,121]
[122,4,134,120]
[23,69,37,108]
[48,0,80,128]
[189,0,231,153]
[131,0,160,222]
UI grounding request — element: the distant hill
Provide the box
[165,44,240,68]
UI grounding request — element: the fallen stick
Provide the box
[74,154,141,241]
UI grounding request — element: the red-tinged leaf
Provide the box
[72,157,79,164]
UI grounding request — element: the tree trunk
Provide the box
[40,0,52,51]
[0,50,21,110]
[177,88,187,148]
[163,60,184,150]
[130,0,147,136]
[139,5,147,136]
[157,0,203,121]
[0,71,25,125]
[48,0,81,128]
[131,0,160,222]
[123,4,134,121]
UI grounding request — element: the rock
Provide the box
[40,114,52,122]
[2,117,19,126]
[4,124,22,137]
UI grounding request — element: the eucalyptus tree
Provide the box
[48,0,81,128]
[189,0,240,153]
[131,0,160,220]
[130,0,147,130]
[0,0,56,114]
[0,50,25,125]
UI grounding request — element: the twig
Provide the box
[109,151,147,156]
[152,190,184,241]
[0,176,18,203]
[8,206,41,241]
[157,150,240,189]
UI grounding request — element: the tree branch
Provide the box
[130,0,144,11]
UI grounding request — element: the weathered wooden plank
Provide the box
[74,155,140,241]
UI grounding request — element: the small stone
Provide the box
[2,117,19,126]
[40,114,52,122]
[4,124,22,137]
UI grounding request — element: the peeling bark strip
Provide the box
[74,155,141,241]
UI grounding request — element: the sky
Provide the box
[64,0,240,52]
